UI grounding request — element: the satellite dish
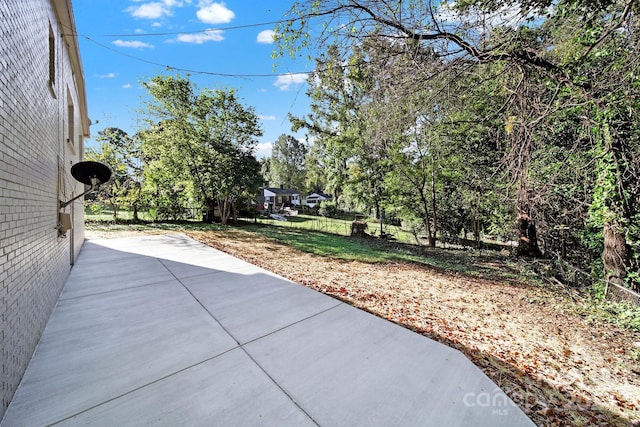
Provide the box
[60,161,112,208]
[71,161,112,186]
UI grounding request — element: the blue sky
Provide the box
[73,0,314,158]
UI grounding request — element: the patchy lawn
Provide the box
[87,225,640,426]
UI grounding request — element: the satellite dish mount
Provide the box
[60,161,112,208]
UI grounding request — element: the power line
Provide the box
[60,14,315,79]
[80,35,313,79]
[71,19,288,38]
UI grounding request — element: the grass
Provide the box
[238,224,640,334]
[241,223,423,263]
[85,208,155,222]
[84,215,529,283]
[85,213,423,264]
[86,206,417,243]
[251,213,417,244]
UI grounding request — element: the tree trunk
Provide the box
[515,213,542,257]
[351,221,368,237]
[132,183,141,221]
[109,198,118,222]
[598,120,637,292]
[430,162,438,248]
[473,218,481,248]
[232,201,238,225]
[217,199,228,225]
[218,197,233,226]
[603,221,629,287]
[203,198,216,223]
[420,194,436,248]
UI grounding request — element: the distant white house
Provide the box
[262,187,301,209]
[304,192,332,208]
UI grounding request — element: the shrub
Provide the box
[319,201,339,218]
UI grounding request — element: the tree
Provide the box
[97,127,144,220]
[84,141,126,221]
[140,74,263,225]
[269,134,307,191]
[304,141,328,194]
[85,127,143,221]
[542,1,640,290]
[259,157,271,186]
[278,0,640,289]
[277,1,561,253]
[290,43,379,212]
[141,144,194,221]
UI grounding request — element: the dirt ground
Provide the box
[88,228,640,426]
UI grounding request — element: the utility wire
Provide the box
[80,35,313,78]
[68,19,289,38]
[60,14,316,79]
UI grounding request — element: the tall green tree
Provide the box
[85,127,143,221]
[140,74,263,225]
[84,140,126,221]
[290,43,380,212]
[304,141,328,194]
[269,134,307,191]
[98,127,145,219]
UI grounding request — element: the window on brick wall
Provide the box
[67,90,74,146]
[48,23,56,95]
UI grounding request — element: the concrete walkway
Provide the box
[1,234,533,426]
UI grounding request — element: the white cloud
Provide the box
[163,0,185,6]
[122,83,133,89]
[126,0,190,19]
[257,30,275,44]
[436,2,532,32]
[127,2,172,19]
[274,73,308,91]
[175,29,224,43]
[259,114,276,121]
[113,40,154,48]
[196,1,235,24]
[98,72,117,78]
[255,142,273,159]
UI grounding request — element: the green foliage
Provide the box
[139,74,263,225]
[242,225,422,263]
[278,0,640,286]
[80,2,640,296]
[289,43,375,204]
[579,295,640,333]
[588,124,620,227]
[269,134,307,191]
[85,128,143,221]
[318,201,339,218]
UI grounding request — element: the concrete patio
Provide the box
[1,234,533,426]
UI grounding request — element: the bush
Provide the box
[319,201,339,218]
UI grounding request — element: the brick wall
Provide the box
[0,0,87,419]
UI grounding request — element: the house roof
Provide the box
[264,187,300,195]
[306,193,331,199]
